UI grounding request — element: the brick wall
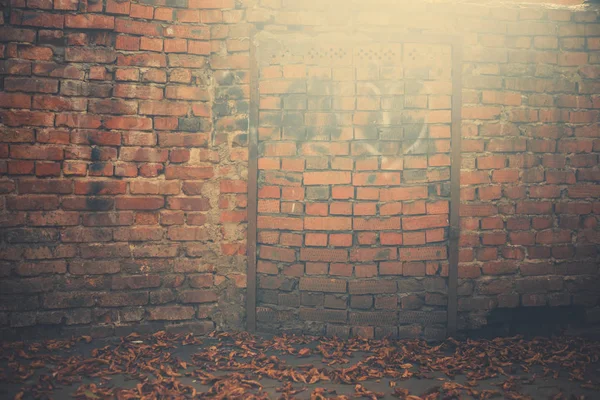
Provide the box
[250,0,600,338]
[1,0,599,338]
[0,0,250,338]
[253,38,455,339]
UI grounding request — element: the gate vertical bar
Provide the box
[246,28,259,332]
[448,37,463,337]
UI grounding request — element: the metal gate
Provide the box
[246,32,462,339]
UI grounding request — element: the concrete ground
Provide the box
[1,332,599,399]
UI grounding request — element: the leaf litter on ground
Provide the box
[0,331,598,399]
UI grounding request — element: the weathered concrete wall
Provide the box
[0,0,599,338]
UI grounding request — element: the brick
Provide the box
[258,216,302,230]
[357,188,379,200]
[350,295,373,310]
[353,172,401,186]
[354,203,376,216]
[65,47,116,64]
[14,12,64,29]
[0,93,31,110]
[477,155,506,170]
[61,227,113,243]
[400,262,424,277]
[380,232,403,245]
[461,171,490,185]
[463,106,502,120]
[300,248,348,262]
[116,197,164,210]
[305,217,351,231]
[165,166,214,180]
[106,0,130,13]
[259,245,296,262]
[7,195,59,211]
[299,277,346,293]
[168,227,209,241]
[378,261,402,275]
[487,138,527,152]
[516,201,553,214]
[404,156,427,169]
[72,181,125,195]
[65,14,115,29]
[401,294,424,310]
[166,197,210,212]
[349,280,396,295]
[217,180,247,194]
[380,203,402,216]
[304,171,351,185]
[28,211,79,226]
[403,232,425,246]
[61,196,114,211]
[402,215,449,231]
[43,292,94,309]
[399,246,447,261]
[482,261,518,275]
[380,186,428,201]
[33,162,59,177]
[569,185,600,199]
[302,142,349,156]
[166,85,209,101]
[482,91,522,106]
[16,261,67,276]
[350,248,396,262]
[0,128,35,143]
[353,233,374,246]
[82,212,133,227]
[300,308,347,323]
[329,234,352,247]
[460,204,498,217]
[536,229,571,244]
[78,243,129,261]
[70,261,120,276]
[180,290,217,304]
[148,306,194,321]
[426,201,449,215]
[354,217,400,231]
[220,210,246,223]
[189,41,211,55]
[491,169,519,183]
[305,203,328,216]
[458,297,497,311]
[2,110,55,127]
[18,178,71,194]
[324,294,347,309]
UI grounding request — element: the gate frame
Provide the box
[246,29,462,337]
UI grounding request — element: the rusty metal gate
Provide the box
[246,32,462,339]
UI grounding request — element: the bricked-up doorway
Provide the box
[247,33,462,339]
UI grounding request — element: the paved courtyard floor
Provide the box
[1,331,599,399]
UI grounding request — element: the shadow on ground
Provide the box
[1,331,599,399]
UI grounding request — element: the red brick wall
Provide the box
[0,0,250,338]
[253,39,454,339]
[249,1,600,338]
[1,0,599,338]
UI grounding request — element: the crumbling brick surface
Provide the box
[0,0,249,338]
[0,0,599,338]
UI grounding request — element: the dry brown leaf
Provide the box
[298,348,311,357]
